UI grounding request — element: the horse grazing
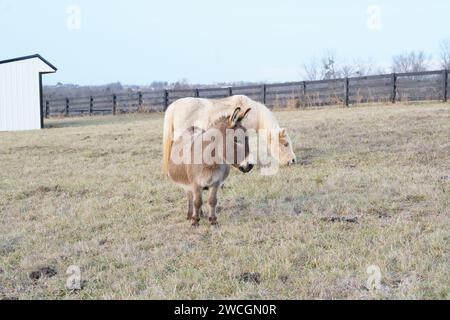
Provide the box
[167,107,254,226]
[162,95,296,173]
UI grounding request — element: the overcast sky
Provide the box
[1,0,449,85]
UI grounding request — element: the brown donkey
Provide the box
[167,107,254,226]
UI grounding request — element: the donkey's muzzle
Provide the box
[239,163,254,173]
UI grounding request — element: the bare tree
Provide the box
[321,50,339,79]
[302,50,340,80]
[322,53,377,78]
[338,62,356,78]
[339,59,373,78]
[302,51,341,80]
[303,58,320,81]
[172,78,190,89]
[391,51,430,73]
[303,52,377,80]
[440,39,450,69]
[352,58,376,77]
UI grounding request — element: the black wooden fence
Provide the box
[43,69,449,117]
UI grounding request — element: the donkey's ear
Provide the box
[228,107,242,128]
[238,108,251,122]
[279,128,286,138]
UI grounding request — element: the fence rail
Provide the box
[43,69,449,117]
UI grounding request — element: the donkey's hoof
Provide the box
[191,219,200,227]
[186,213,193,220]
[209,217,219,226]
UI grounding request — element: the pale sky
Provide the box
[1,0,449,85]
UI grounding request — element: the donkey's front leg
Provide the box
[191,187,202,227]
[186,191,193,220]
[207,185,219,226]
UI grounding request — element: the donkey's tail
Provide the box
[162,105,174,174]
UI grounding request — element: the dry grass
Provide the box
[0,102,449,300]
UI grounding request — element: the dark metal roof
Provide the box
[0,54,57,71]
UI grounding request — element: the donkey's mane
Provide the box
[210,115,229,128]
[212,96,280,131]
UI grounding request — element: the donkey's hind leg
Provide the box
[207,185,220,226]
[186,191,193,220]
[191,187,202,227]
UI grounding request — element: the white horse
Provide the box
[162,95,296,173]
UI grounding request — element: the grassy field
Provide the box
[0,102,449,300]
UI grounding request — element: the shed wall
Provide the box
[0,59,52,131]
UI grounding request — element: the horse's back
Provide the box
[168,96,260,140]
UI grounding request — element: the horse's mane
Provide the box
[235,97,280,147]
[257,104,279,131]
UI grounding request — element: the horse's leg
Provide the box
[186,191,193,220]
[191,187,202,227]
[207,185,219,226]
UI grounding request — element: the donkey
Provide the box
[167,107,254,226]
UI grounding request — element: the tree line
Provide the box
[302,39,450,81]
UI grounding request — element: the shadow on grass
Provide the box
[43,114,160,129]
[44,119,101,129]
[296,147,327,165]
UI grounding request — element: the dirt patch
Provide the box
[321,216,358,223]
[404,194,426,203]
[16,185,63,200]
[36,185,62,194]
[279,275,289,284]
[293,204,303,215]
[238,272,261,284]
[16,185,90,200]
[29,267,58,281]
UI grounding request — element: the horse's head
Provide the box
[227,107,254,173]
[273,128,296,166]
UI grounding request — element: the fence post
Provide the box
[112,94,117,115]
[261,84,267,104]
[89,96,94,115]
[344,78,350,107]
[45,100,49,118]
[65,98,70,116]
[391,73,397,103]
[228,87,233,97]
[164,90,169,111]
[302,81,307,107]
[138,91,143,111]
[195,89,200,98]
[443,70,448,102]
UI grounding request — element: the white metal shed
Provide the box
[0,54,57,131]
